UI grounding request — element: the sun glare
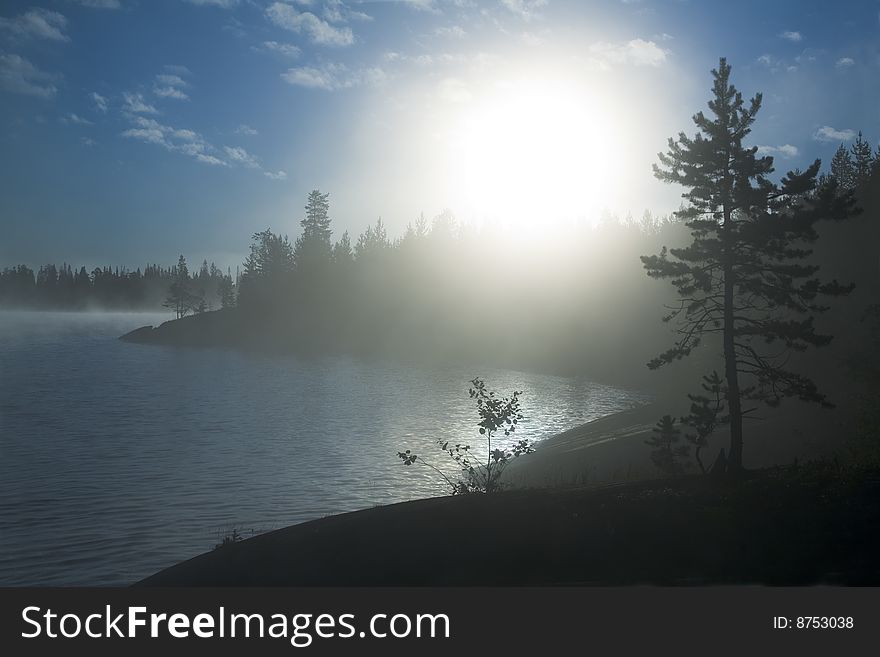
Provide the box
[449,77,626,233]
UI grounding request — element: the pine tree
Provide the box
[355,218,390,259]
[830,144,855,190]
[218,273,236,309]
[302,189,332,242]
[681,371,727,474]
[73,266,90,306]
[238,229,294,309]
[295,190,333,267]
[642,58,858,473]
[402,212,429,242]
[645,415,689,476]
[332,230,353,265]
[851,131,874,187]
[164,255,193,319]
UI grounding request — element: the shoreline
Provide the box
[505,389,848,489]
[136,460,880,586]
[131,392,861,586]
[117,309,670,393]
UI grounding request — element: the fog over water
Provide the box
[0,311,648,585]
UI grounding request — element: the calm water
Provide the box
[0,311,648,586]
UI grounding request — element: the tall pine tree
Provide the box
[238,229,294,310]
[851,131,874,187]
[163,254,202,319]
[294,189,333,268]
[302,189,331,241]
[831,143,855,190]
[642,58,858,472]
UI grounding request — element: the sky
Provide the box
[1,0,878,269]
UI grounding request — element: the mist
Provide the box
[2,0,879,596]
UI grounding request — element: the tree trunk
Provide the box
[723,231,744,472]
[720,163,744,473]
[694,444,706,474]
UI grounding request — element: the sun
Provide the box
[449,76,625,233]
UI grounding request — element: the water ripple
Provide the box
[0,311,648,585]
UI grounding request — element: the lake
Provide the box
[0,311,648,585]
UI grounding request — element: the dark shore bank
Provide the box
[136,464,880,586]
[120,309,246,348]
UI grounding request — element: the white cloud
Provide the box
[81,136,96,146]
[266,2,355,46]
[0,8,70,42]
[156,73,187,87]
[153,72,190,100]
[154,87,189,99]
[835,57,855,68]
[122,92,159,114]
[0,54,58,98]
[756,144,799,158]
[400,0,440,12]
[70,0,122,8]
[117,72,284,177]
[323,0,372,23]
[120,115,284,176]
[90,91,108,112]
[172,128,200,141]
[434,25,466,38]
[224,145,260,169]
[500,0,548,21]
[121,115,222,165]
[282,65,341,90]
[164,64,192,76]
[756,53,792,73]
[184,0,239,7]
[779,30,802,42]
[383,51,440,65]
[589,38,668,68]
[262,40,302,57]
[60,112,93,125]
[196,153,226,165]
[813,126,856,142]
[121,117,171,147]
[281,62,385,90]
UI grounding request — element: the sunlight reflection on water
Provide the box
[0,311,649,585]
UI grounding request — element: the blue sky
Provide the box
[1,0,878,269]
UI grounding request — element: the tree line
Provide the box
[217,188,696,387]
[829,132,879,190]
[0,259,236,312]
